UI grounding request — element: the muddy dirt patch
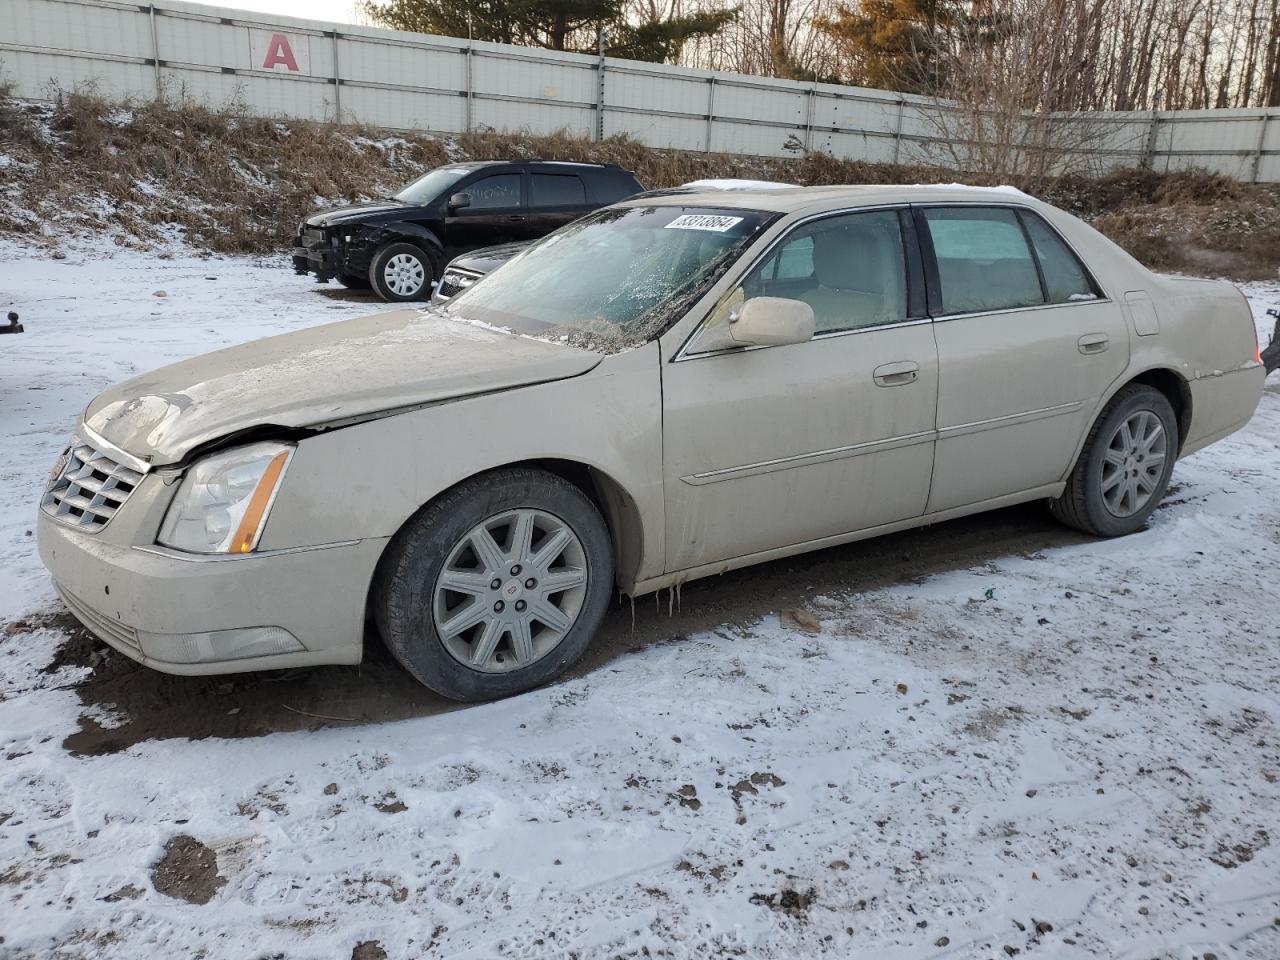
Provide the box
[151,835,226,905]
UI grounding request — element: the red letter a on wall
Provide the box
[262,33,299,71]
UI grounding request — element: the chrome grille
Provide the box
[41,438,143,531]
[436,267,481,300]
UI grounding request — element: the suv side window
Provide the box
[743,210,907,334]
[1019,212,1098,303]
[465,174,522,210]
[593,173,640,203]
[531,173,586,207]
[922,207,1045,315]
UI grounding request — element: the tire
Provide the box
[373,468,614,701]
[335,273,371,290]
[1049,383,1178,537]
[368,241,441,302]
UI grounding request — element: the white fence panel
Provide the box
[2,0,1277,181]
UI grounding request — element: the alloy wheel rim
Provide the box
[432,509,589,674]
[384,253,425,296]
[1101,409,1167,518]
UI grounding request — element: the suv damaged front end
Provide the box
[292,220,386,284]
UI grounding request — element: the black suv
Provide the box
[292,160,644,301]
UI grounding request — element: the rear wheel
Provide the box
[374,469,614,701]
[369,241,440,302]
[1049,384,1178,536]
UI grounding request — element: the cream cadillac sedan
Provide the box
[38,185,1265,701]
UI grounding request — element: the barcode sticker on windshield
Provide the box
[664,214,744,232]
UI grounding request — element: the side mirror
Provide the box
[448,192,472,210]
[728,296,815,347]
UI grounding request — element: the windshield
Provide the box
[394,167,471,205]
[441,205,776,348]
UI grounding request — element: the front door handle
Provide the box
[1078,333,1109,355]
[873,360,920,387]
[505,215,527,222]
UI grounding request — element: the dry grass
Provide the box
[1,87,1277,277]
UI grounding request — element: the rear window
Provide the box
[1021,212,1098,303]
[531,173,587,207]
[923,207,1044,315]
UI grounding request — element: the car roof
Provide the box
[625,183,1042,215]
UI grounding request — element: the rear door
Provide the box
[919,205,1130,513]
[527,171,591,236]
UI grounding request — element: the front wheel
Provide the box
[369,241,440,302]
[1050,384,1178,537]
[374,469,614,701]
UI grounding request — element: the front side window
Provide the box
[442,205,776,348]
[531,174,587,207]
[742,210,908,334]
[1021,212,1098,303]
[924,207,1044,315]
[464,174,522,210]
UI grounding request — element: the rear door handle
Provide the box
[505,215,527,222]
[1078,333,1109,354]
[873,361,920,387]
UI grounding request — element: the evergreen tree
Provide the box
[816,0,970,93]
[361,0,735,63]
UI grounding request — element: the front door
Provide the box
[661,208,939,573]
[918,205,1131,513]
[444,171,530,257]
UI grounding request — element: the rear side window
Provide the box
[465,174,522,210]
[531,173,587,207]
[923,207,1044,314]
[1020,213,1098,303]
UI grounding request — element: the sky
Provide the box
[217,0,365,25]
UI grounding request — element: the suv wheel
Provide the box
[374,468,614,701]
[369,242,440,302]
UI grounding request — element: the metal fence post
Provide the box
[1141,105,1160,170]
[1251,110,1272,183]
[594,29,605,143]
[464,46,474,132]
[329,30,341,124]
[803,86,815,152]
[893,96,905,164]
[148,4,162,99]
[704,77,715,153]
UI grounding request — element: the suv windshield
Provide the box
[440,205,775,347]
[394,167,472,205]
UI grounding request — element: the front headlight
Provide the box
[157,442,294,554]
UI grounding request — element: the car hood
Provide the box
[304,201,424,228]
[83,310,601,465]
[449,241,534,274]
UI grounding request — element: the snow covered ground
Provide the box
[1,243,1279,959]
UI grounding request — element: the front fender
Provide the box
[257,344,667,589]
[376,221,443,250]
